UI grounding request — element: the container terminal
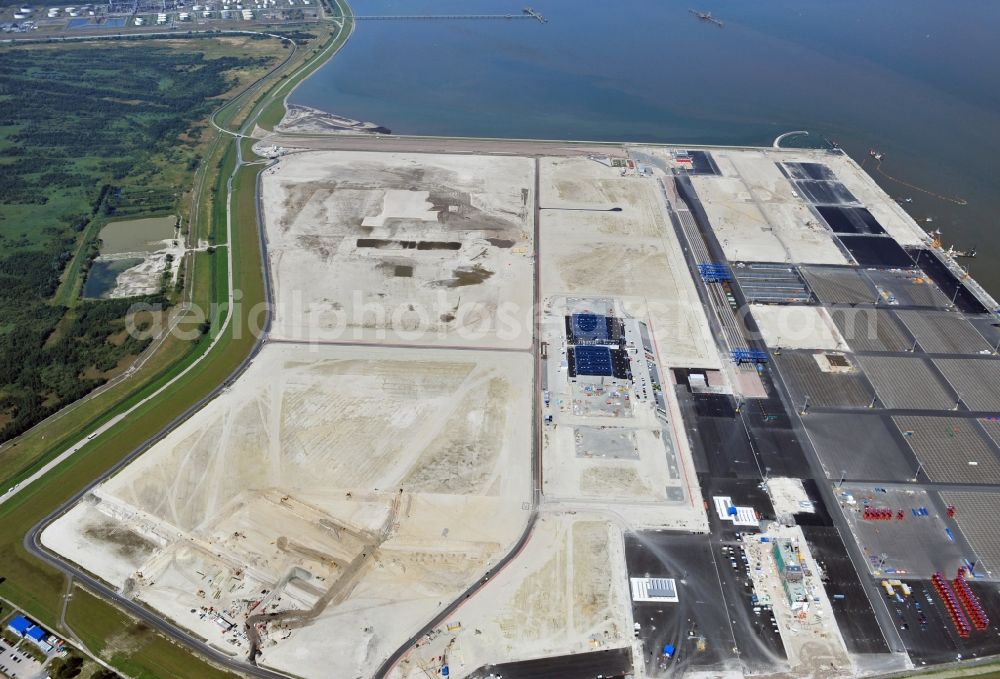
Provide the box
[38,131,1000,679]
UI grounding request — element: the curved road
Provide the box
[24,123,288,679]
[19,15,353,679]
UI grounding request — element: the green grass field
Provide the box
[0,38,285,444]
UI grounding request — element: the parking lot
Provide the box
[0,639,44,679]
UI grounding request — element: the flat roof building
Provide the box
[6,615,31,636]
[630,577,679,602]
[773,539,808,604]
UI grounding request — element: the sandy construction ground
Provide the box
[44,142,931,679]
[750,304,848,351]
[761,146,929,247]
[43,342,532,678]
[634,145,928,260]
[261,151,535,349]
[110,246,183,297]
[538,157,717,369]
[387,513,632,678]
[744,525,854,679]
[543,425,673,502]
[688,158,846,265]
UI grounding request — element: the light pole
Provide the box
[800,395,810,416]
[913,460,924,483]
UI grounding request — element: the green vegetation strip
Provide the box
[0,41,273,442]
[67,587,237,679]
[0,155,266,678]
[0,7,350,676]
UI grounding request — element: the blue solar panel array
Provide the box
[573,345,614,376]
[570,313,610,343]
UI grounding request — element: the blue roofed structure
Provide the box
[569,313,610,344]
[26,626,46,642]
[6,615,31,636]
[573,345,614,376]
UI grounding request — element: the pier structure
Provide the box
[352,6,546,22]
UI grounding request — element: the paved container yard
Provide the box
[896,310,993,355]
[774,351,875,408]
[935,359,1000,411]
[892,416,1000,484]
[804,413,918,482]
[981,418,1000,446]
[801,266,877,305]
[829,308,913,353]
[838,485,966,577]
[857,355,956,410]
[938,491,1000,578]
[866,269,952,308]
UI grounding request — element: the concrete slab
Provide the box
[802,414,916,482]
[838,485,965,578]
[750,304,847,351]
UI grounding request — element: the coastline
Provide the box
[274,103,391,134]
[254,0,357,132]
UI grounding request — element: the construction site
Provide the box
[40,138,1000,679]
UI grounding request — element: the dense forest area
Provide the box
[0,42,271,441]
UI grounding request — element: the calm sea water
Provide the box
[293,0,1000,295]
